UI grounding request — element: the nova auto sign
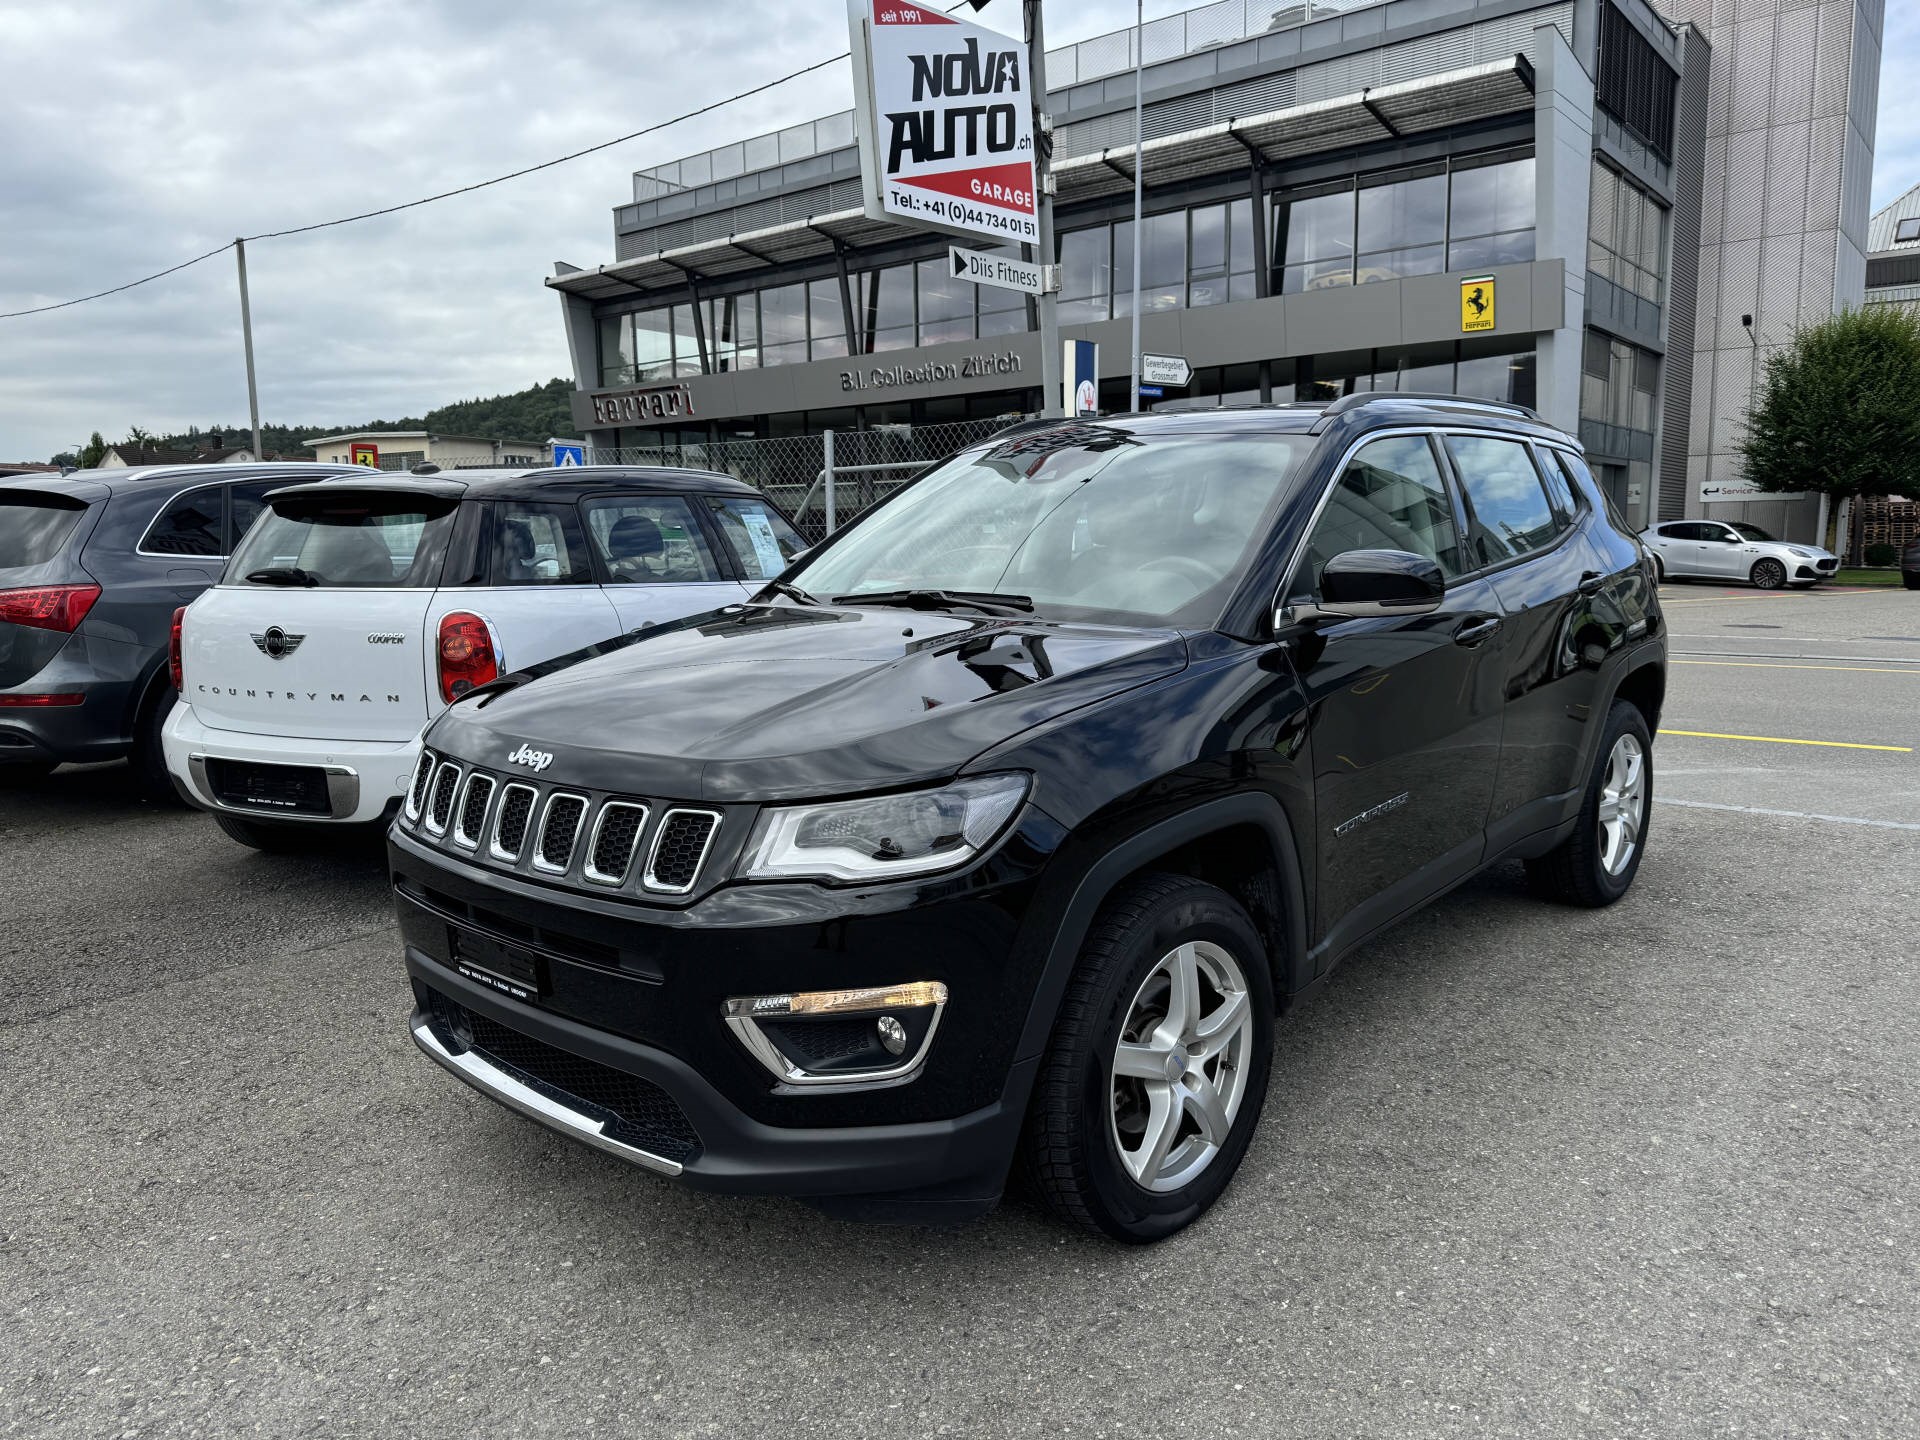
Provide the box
[848,0,1038,246]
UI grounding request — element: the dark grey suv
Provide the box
[0,462,359,794]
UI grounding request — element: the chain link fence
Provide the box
[587,417,1024,542]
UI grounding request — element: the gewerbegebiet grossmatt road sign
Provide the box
[1140,353,1192,387]
[848,0,1039,247]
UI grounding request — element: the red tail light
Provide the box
[437,611,499,702]
[0,693,84,707]
[169,606,186,690]
[0,584,102,634]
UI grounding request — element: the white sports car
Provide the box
[1638,520,1838,590]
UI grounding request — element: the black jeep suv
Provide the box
[388,396,1665,1241]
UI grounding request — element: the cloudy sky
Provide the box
[1,0,1916,463]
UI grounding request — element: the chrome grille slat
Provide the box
[490,783,537,861]
[644,808,722,895]
[584,801,650,887]
[452,773,495,849]
[405,750,437,821]
[424,761,461,834]
[533,793,588,874]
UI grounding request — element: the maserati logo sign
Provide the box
[251,627,305,660]
[506,743,554,772]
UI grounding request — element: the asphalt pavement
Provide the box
[3,583,1917,1438]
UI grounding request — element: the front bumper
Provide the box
[407,956,1031,1210]
[163,702,420,824]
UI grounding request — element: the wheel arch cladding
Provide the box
[1613,661,1665,736]
[1014,794,1310,1067]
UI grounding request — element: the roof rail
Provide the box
[1316,391,1545,425]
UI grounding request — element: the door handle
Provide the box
[1453,615,1502,647]
[1578,571,1605,595]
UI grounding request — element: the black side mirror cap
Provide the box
[1281,549,1447,626]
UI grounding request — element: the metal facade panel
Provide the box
[1848,5,1880,139]
[1835,231,1866,305]
[1716,237,1763,349]
[1721,129,1768,242]
[1812,2,1852,117]
[1770,6,1820,125]
[1763,122,1811,237]
[1758,235,1805,340]
[1735,0,1778,17]
[1801,230,1838,317]
[1841,119,1873,249]
[1729,17,1777,132]
[1803,112,1845,231]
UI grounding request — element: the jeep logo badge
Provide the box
[506,743,554,772]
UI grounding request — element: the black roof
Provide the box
[0,461,363,503]
[987,395,1572,447]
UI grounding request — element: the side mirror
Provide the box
[1283,549,1446,626]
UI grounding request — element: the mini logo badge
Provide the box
[250,627,305,660]
[506,743,554,772]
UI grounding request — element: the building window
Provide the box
[1588,161,1667,303]
[1279,184,1355,294]
[597,315,634,387]
[633,309,674,382]
[977,280,1026,338]
[1448,155,1536,269]
[1057,225,1112,324]
[1580,333,1659,438]
[859,264,915,353]
[1895,217,1920,244]
[670,302,703,377]
[808,278,847,360]
[1356,167,1446,283]
[1113,209,1187,317]
[707,293,757,371]
[916,255,974,345]
[760,283,807,367]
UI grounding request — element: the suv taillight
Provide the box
[0,583,102,634]
[169,607,186,690]
[437,611,498,703]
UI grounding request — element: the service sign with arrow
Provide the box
[848,0,1038,246]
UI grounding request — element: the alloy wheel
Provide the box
[1109,940,1255,1193]
[1752,559,1786,590]
[1597,732,1647,877]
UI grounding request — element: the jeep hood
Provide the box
[425,604,1188,802]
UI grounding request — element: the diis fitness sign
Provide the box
[848,0,1038,247]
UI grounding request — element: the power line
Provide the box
[0,51,851,321]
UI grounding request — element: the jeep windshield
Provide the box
[786,428,1314,626]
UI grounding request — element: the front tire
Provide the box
[1750,558,1788,590]
[1022,873,1274,1243]
[1526,700,1653,907]
[212,812,324,853]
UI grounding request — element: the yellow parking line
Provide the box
[1675,659,1920,676]
[1659,728,1913,753]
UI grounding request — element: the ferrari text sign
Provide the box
[849,0,1038,246]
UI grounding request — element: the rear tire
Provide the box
[1526,700,1653,907]
[129,686,183,804]
[1021,873,1274,1243]
[212,812,324,853]
[1750,558,1787,590]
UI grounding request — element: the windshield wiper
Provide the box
[831,588,1035,617]
[758,580,821,606]
[245,567,320,587]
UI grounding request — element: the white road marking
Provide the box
[1658,798,1920,832]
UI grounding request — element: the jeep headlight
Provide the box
[738,774,1027,883]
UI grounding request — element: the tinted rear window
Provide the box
[228,496,455,588]
[0,497,86,569]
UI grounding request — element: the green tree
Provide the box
[79,431,108,468]
[1739,306,1920,551]
[124,425,154,451]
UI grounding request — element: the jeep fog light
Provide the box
[723,982,948,1086]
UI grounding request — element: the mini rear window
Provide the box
[0,496,86,570]
[228,495,456,588]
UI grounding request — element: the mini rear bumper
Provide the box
[406,953,1030,1213]
[163,702,420,824]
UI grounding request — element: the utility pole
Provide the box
[1026,0,1063,417]
[1128,0,1144,413]
[234,238,263,459]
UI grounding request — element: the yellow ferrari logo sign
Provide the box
[1460,276,1495,332]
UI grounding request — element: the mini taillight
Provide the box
[169,606,186,690]
[437,611,498,703]
[0,584,102,634]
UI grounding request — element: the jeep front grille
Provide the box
[406,750,437,820]
[491,783,536,860]
[425,762,461,834]
[645,809,721,894]
[584,802,649,886]
[453,773,494,849]
[535,794,588,873]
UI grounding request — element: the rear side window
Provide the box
[1297,434,1463,595]
[143,486,223,556]
[0,496,87,570]
[490,503,592,585]
[703,495,806,580]
[227,480,289,550]
[1445,435,1563,566]
[229,496,455,587]
[584,497,723,584]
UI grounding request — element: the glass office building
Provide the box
[550,0,1881,536]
